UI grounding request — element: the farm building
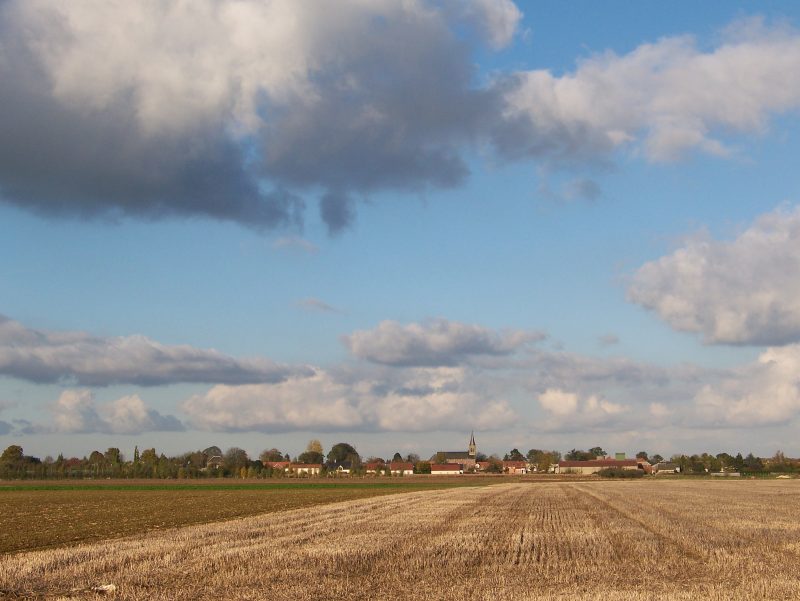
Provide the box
[365,462,384,474]
[502,460,528,474]
[556,458,651,474]
[652,461,680,474]
[431,463,463,475]
[289,463,321,476]
[389,461,414,475]
[262,461,290,472]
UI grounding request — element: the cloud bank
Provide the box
[182,366,517,434]
[343,319,544,366]
[0,315,309,386]
[629,206,800,345]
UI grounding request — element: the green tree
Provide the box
[506,448,525,461]
[327,442,359,465]
[392,452,403,462]
[224,448,249,474]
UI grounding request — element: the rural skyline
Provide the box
[4,1,800,460]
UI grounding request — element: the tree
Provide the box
[566,449,595,461]
[651,454,664,464]
[588,447,606,458]
[327,442,359,465]
[259,448,285,463]
[392,452,403,462]
[635,451,649,461]
[0,445,24,464]
[506,449,525,461]
[298,440,324,464]
[415,461,431,474]
[405,453,420,464]
[224,448,249,473]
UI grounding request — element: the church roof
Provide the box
[440,451,472,459]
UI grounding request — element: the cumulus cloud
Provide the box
[52,389,183,434]
[183,366,516,433]
[628,206,800,345]
[343,319,544,366]
[692,345,800,427]
[0,314,309,386]
[0,0,520,234]
[537,388,627,432]
[494,18,800,166]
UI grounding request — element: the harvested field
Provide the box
[2,480,800,600]
[0,478,503,554]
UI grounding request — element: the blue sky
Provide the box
[3,1,800,461]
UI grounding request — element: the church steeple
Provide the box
[468,431,476,457]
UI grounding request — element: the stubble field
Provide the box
[2,480,799,600]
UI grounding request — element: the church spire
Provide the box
[468,431,476,457]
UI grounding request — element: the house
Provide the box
[435,432,477,471]
[289,463,321,476]
[262,461,290,472]
[329,461,352,475]
[475,461,492,472]
[389,461,414,476]
[652,461,680,474]
[365,461,385,474]
[431,463,463,475]
[556,459,649,474]
[206,455,224,470]
[502,460,528,475]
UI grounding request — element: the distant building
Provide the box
[263,461,290,472]
[289,463,321,476]
[431,463,463,475]
[365,462,384,474]
[389,462,414,475]
[435,432,477,471]
[556,458,650,474]
[652,461,680,474]
[502,460,528,474]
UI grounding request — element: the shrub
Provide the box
[597,467,644,479]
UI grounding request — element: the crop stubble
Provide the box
[1,480,799,600]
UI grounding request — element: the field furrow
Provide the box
[1,481,799,600]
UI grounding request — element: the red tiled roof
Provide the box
[365,462,384,470]
[263,461,289,468]
[431,463,462,471]
[503,461,527,468]
[289,463,322,469]
[389,462,414,470]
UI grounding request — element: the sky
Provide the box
[3,1,800,461]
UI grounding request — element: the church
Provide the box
[435,432,477,471]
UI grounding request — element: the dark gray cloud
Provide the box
[0,314,311,386]
[0,0,518,232]
[343,319,545,366]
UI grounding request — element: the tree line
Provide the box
[0,441,796,480]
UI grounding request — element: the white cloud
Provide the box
[52,389,183,434]
[628,206,800,345]
[494,18,800,165]
[693,345,800,427]
[182,366,517,433]
[0,314,309,386]
[537,388,628,432]
[343,319,544,366]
